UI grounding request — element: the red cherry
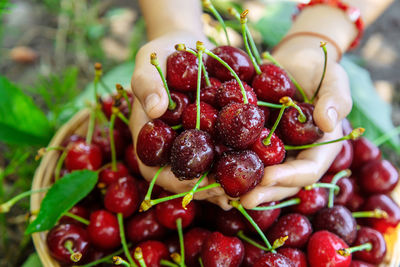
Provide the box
[242,241,266,267]
[59,205,89,226]
[159,91,190,125]
[321,174,354,206]
[246,201,281,233]
[166,50,199,92]
[277,248,308,267]
[251,128,286,166]
[259,106,270,125]
[328,140,354,174]
[99,162,129,186]
[205,46,255,82]
[184,227,211,267]
[345,191,365,212]
[87,210,120,250]
[307,231,351,267]
[291,187,328,215]
[252,63,296,104]
[155,196,196,230]
[124,144,140,175]
[200,77,222,107]
[65,140,103,171]
[215,208,247,236]
[351,137,381,170]
[182,102,218,136]
[47,224,90,264]
[201,232,245,267]
[358,159,399,194]
[126,209,167,244]
[350,261,375,267]
[132,240,169,267]
[353,227,386,264]
[92,125,126,160]
[216,79,258,108]
[101,96,113,118]
[253,252,295,267]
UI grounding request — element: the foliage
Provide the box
[22,253,43,267]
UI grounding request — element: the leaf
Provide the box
[22,253,43,267]
[0,76,53,145]
[255,2,296,48]
[26,170,98,234]
[341,57,400,153]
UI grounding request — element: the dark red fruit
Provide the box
[47,224,90,264]
[321,174,354,206]
[216,102,265,149]
[216,79,257,108]
[126,209,167,244]
[170,129,214,180]
[155,196,196,230]
[259,106,270,125]
[313,205,357,244]
[201,232,245,267]
[201,77,222,107]
[307,231,350,267]
[215,208,247,236]
[205,46,255,82]
[160,91,190,125]
[279,103,323,146]
[346,191,365,212]
[277,248,307,267]
[132,240,169,267]
[328,140,354,173]
[136,119,177,166]
[184,228,211,267]
[351,137,381,170]
[124,144,140,175]
[182,102,218,136]
[216,150,264,197]
[253,252,295,267]
[242,241,266,267]
[59,205,89,226]
[353,227,386,264]
[252,63,296,104]
[350,261,375,267]
[268,213,312,248]
[246,201,281,233]
[92,125,126,160]
[166,50,199,92]
[87,210,120,250]
[291,187,328,215]
[104,176,139,217]
[358,159,399,194]
[251,128,285,166]
[65,140,103,171]
[99,162,129,186]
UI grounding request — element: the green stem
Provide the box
[85,107,96,145]
[263,105,286,146]
[285,136,351,151]
[257,101,283,109]
[373,125,400,147]
[113,257,131,267]
[311,42,328,103]
[160,260,179,267]
[63,212,90,225]
[182,171,209,209]
[337,243,372,257]
[109,112,117,172]
[0,187,50,213]
[117,213,138,267]
[199,258,204,267]
[78,247,126,267]
[202,0,230,45]
[240,12,261,74]
[352,209,388,219]
[183,47,211,87]
[328,169,351,208]
[250,198,300,211]
[196,50,204,130]
[120,89,132,117]
[140,166,165,211]
[117,111,130,126]
[54,150,68,181]
[176,218,185,267]
[171,124,183,130]
[134,247,148,267]
[305,183,340,193]
[151,53,176,110]
[237,230,269,251]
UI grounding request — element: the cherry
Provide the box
[155,195,196,230]
[351,137,381,170]
[321,174,354,206]
[104,176,139,217]
[350,261,375,267]
[216,102,265,149]
[101,96,113,118]
[201,232,245,267]
[268,213,312,248]
[159,91,190,125]
[165,235,179,255]
[252,63,296,104]
[124,144,140,175]
[251,128,285,166]
[126,208,167,245]
[136,119,177,166]
[352,227,386,264]
[47,224,90,264]
[361,194,400,233]
[87,210,120,250]
[253,252,295,267]
[59,205,89,226]
[200,77,221,107]
[279,103,323,146]
[136,178,163,203]
[170,129,214,180]
[65,140,103,171]
[62,134,84,147]
[246,201,281,233]
[277,248,307,267]
[216,79,258,108]
[183,227,211,267]
[205,46,255,83]
[346,190,365,212]
[358,159,399,194]
[98,162,129,186]
[307,231,350,267]
[166,50,199,92]
[313,205,357,245]
[215,150,264,197]
[290,187,328,215]
[92,125,126,160]
[182,102,218,136]
[215,208,247,236]
[242,241,265,267]
[328,140,354,174]
[132,240,169,267]
[259,106,270,125]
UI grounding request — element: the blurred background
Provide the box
[0,0,399,265]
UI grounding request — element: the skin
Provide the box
[130,0,393,210]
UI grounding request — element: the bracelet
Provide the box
[295,0,364,50]
[273,31,343,62]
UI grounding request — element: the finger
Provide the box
[313,63,352,132]
[240,186,301,209]
[207,195,234,211]
[260,123,343,187]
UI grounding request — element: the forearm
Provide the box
[345,0,395,27]
[139,0,204,40]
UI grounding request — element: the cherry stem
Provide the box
[311,42,328,103]
[272,236,289,250]
[305,183,340,194]
[0,187,50,213]
[373,124,400,147]
[160,260,179,267]
[64,240,82,263]
[196,42,204,130]
[35,146,64,161]
[262,51,310,103]
[237,230,269,252]
[199,258,204,267]
[113,256,131,267]
[176,218,185,267]
[178,44,211,87]
[171,124,183,130]
[337,243,372,257]
[94,63,102,105]
[134,247,148,267]
[78,247,126,267]
[117,213,138,267]
[285,128,365,151]
[182,171,209,209]
[263,103,286,146]
[54,149,68,181]
[140,166,166,212]
[257,101,283,109]
[328,169,352,208]
[63,212,90,225]
[352,209,388,219]
[110,109,118,172]
[204,48,248,104]
[240,10,261,75]
[151,53,176,111]
[116,111,130,126]
[250,198,300,211]
[202,0,230,45]
[116,84,132,117]
[85,107,96,145]
[230,200,274,252]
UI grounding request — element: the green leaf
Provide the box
[26,170,98,234]
[0,76,53,145]
[255,2,296,48]
[341,57,400,153]
[22,253,43,267]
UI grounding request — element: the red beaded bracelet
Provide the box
[295,0,364,50]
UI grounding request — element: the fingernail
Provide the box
[327,108,337,126]
[144,93,160,114]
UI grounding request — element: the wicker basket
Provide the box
[30,110,400,267]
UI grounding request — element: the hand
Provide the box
[240,44,352,209]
